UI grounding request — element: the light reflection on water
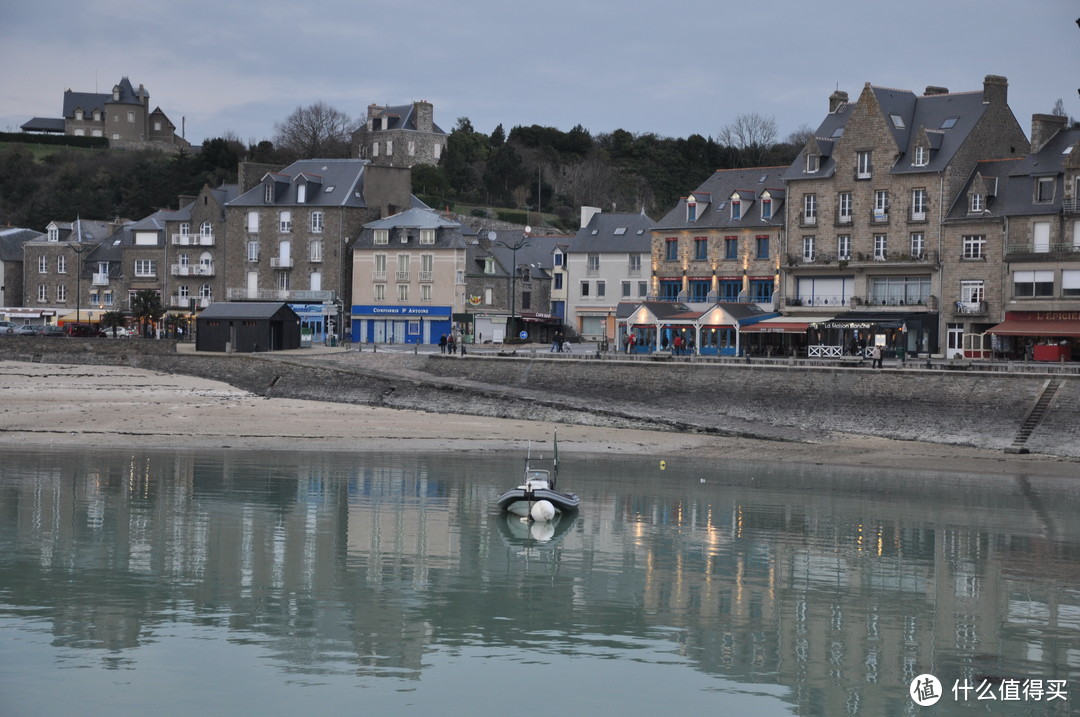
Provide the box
[0,448,1078,716]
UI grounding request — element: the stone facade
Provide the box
[652,167,786,307]
[353,101,446,168]
[22,76,190,153]
[780,76,1029,355]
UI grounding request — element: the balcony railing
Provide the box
[171,264,215,276]
[170,296,212,309]
[92,272,109,286]
[396,271,410,282]
[372,270,386,281]
[418,271,433,282]
[226,288,334,301]
[1006,242,1080,258]
[1063,199,1080,214]
[270,257,294,268]
[171,233,214,246]
[787,250,938,267]
[953,300,989,315]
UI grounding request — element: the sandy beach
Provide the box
[1,359,1077,478]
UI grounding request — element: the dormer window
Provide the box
[75,109,84,121]
[913,146,928,167]
[686,201,697,222]
[484,257,495,274]
[1035,176,1055,203]
[970,193,985,213]
[297,184,306,204]
[264,183,274,204]
[805,153,819,173]
[760,191,773,220]
[731,201,741,220]
[48,226,59,242]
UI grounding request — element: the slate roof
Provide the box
[353,207,474,250]
[485,233,570,275]
[371,104,446,135]
[570,212,655,253]
[198,302,296,320]
[226,159,372,208]
[783,84,994,182]
[20,117,65,132]
[655,166,787,231]
[0,228,44,261]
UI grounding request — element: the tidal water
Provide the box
[1,448,1078,716]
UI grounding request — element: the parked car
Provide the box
[13,324,41,336]
[66,323,99,337]
[39,325,66,337]
[99,326,136,338]
[0,320,16,336]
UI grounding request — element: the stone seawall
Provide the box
[2,339,1075,457]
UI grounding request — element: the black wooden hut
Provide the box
[195,302,301,353]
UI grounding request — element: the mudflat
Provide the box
[1,360,1076,479]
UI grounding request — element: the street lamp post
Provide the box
[496,228,530,341]
[69,242,90,332]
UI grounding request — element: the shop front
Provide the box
[619,301,775,356]
[290,302,338,344]
[987,311,1080,361]
[739,315,834,357]
[519,311,562,344]
[351,304,451,345]
[807,312,938,360]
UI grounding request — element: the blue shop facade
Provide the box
[351,304,452,345]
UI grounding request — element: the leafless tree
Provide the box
[273,102,359,160]
[785,124,816,149]
[718,112,778,166]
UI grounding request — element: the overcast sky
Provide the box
[2,0,1077,148]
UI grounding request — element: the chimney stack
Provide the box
[829,90,849,113]
[924,86,949,96]
[983,75,1008,105]
[1030,113,1067,152]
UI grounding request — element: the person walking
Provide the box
[551,332,561,352]
[439,334,447,354]
[871,344,882,368]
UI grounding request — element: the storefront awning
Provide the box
[739,316,833,333]
[57,310,102,324]
[987,319,1080,337]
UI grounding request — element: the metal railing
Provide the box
[171,233,214,246]
[226,288,334,301]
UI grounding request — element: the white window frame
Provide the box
[837,235,851,260]
[264,184,274,203]
[960,280,984,306]
[962,235,985,260]
[134,260,156,277]
[419,229,435,245]
[310,211,324,233]
[911,189,927,220]
[856,151,872,179]
[57,284,67,302]
[805,153,819,173]
[910,233,925,259]
[38,255,48,273]
[874,234,888,261]
[802,236,816,262]
[838,192,852,223]
[247,241,259,262]
[37,284,47,302]
[374,229,389,245]
[310,240,323,263]
[970,193,985,213]
[247,211,259,233]
[278,211,292,233]
[874,190,889,219]
[913,146,928,167]
[374,284,386,301]
[397,283,408,302]
[803,194,817,224]
[57,255,66,273]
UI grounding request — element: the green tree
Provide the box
[99,310,127,337]
[131,289,165,336]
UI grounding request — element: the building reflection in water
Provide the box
[0,450,1077,713]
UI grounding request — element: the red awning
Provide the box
[740,321,812,334]
[987,319,1080,337]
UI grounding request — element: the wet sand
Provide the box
[1,360,1077,478]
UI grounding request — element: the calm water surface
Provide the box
[1,448,1078,716]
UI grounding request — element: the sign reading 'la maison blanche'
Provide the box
[352,305,451,317]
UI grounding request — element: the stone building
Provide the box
[0,228,43,318]
[20,76,191,153]
[652,166,787,305]
[21,219,124,323]
[353,101,447,168]
[780,75,1029,357]
[162,183,240,315]
[225,159,413,341]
